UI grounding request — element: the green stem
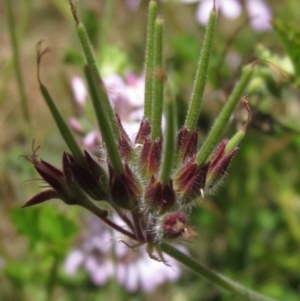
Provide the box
[161,243,280,301]
[185,4,217,131]
[84,66,124,174]
[69,1,119,139]
[5,0,30,123]
[151,17,164,141]
[196,64,254,166]
[143,0,158,120]
[159,92,175,184]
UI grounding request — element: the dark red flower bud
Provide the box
[66,155,109,201]
[116,114,133,159]
[144,176,176,212]
[135,118,151,144]
[206,147,238,189]
[209,139,228,170]
[109,163,141,210]
[139,138,162,176]
[83,150,108,182]
[175,159,209,203]
[177,128,198,162]
[35,160,75,204]
[158,212,196,240]
[23,148,83,206]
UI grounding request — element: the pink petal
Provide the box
[71,76,87,107]
[196,0,214,24]
[64,250,85,275]
[91,261,114,285]
[125,0,141,11]
[246,0,272,31]
[219,0,242,19]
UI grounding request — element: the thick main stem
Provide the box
[161,243,280,301]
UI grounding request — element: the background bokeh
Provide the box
[1,0,300,300]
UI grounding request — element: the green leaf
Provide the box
[10,206,78,246]
[272,19,300,75]
[63,48,85,66]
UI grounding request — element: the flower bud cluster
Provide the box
[23,0,252,263]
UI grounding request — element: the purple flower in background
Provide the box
[64,216,182,292]
[70,73,145,150]
[184,0,272,31]
[125,0,272,31]
[71,76,88,109]
[125,0,141,11]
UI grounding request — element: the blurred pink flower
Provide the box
[71,76,88,108]
[125,0,141,11]
[186,0,272,32]
[124,0,272,32]
[70,72,145,149]
[64,216,182,292]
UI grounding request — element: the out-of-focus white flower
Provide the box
[160,0,272,32]
[245,0,272,32]
[125,0,141,11]
[70,72,145,149]
[124,0,272,32]
[71,76,88,108]
[103,73,145,139]
[197,0,241,24]
[190,0,272,32]
[82,130,101,153]
[64,216,182,292]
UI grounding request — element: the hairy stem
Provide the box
[161,243,279,301]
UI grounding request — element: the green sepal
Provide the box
[39,84,85,166]
[225,130,245,154]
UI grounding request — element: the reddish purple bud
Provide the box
[158,212,196,240]
[35,164,68,197]
[177,127,189,150]
[135,119,151,144]
[139,138,162,175]
[109,163,141,210]
[83,150,108,182]
[139,138,151,167]
[206,147,238,188]
[175,159,209,203]
[116,114,133,159]
[22,189,59,208]
[144,177,176,212]
[177,128,198,162]
[67,158,109,201]
[23,146,81,206]
[209,139,228,169]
